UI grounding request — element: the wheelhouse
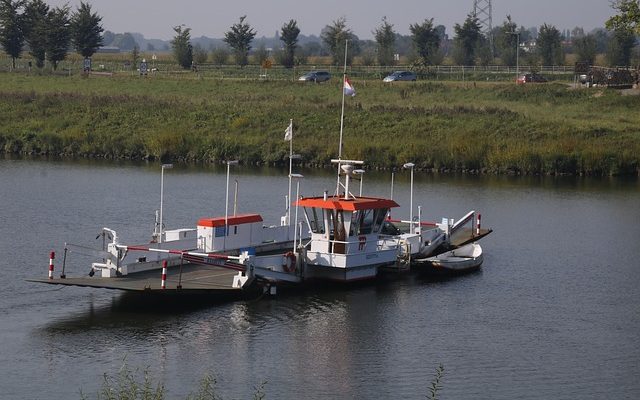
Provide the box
[297,195,399,256]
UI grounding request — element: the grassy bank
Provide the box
[0,73,638,175]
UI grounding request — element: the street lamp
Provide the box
[159,163,173,244]
[290,173,304,251]
[510,31,520,81]
[353,169,365,196]
[403,162,415,232]
[390,170,395,200]
[287,153,302,226]
[224,160,239,251]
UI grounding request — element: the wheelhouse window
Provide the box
[372,208,389,233]
[304,207,325,234]
[350,209,375,235]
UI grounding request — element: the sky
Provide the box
[47,0,616,40]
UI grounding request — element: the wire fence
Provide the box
[0,57,597,82]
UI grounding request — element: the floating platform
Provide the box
[28,263,243,296]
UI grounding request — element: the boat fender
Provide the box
[283,251,297,273]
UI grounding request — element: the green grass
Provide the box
[0,72,638,175]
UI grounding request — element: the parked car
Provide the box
[383,70,417,82]
[298,71,331,83]
[516,73,547,84]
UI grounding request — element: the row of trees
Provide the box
[0,0,103,69]
[172,6,639,70]
[2,0,638,70]
[171,16,292,69]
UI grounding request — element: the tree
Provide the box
[494,16,519,66]
[22,0,48,68]
[409,18,441,66]
[130,44,139,70]
[321,17,357,65]
[69,1,103,58]
[360,47,376,65]
[606,0,640,34]
[476,39,493,66]
[453,14,482,65]
[253,42,269,65]
[114,32,136,51]
[571,26,585,39]
[0,0,25,69]
[279,19,299,68]
[211,46,229,65]
[537,23,563,65]
[45,5,71,70]
[374,16,395,66]
[192,43,208,64]
[224,15,256,67]
[606,28,636,66]
[102,29,114,45]
[573,34,597,65]
[171,25,193,69]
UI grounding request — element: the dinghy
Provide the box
[414,243,483,276]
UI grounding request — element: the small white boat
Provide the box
[414,243,483,275]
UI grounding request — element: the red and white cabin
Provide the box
[296,195,400,281]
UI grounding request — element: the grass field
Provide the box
[0,72,638,175]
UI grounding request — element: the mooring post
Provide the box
[48,251,55,279]
[177,255,184,290]
[161,260,167,289]
[476,213,482,235]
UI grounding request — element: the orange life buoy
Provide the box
[283,251,297,273]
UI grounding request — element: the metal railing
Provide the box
[0,57,585,81]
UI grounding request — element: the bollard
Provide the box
[48,251,55,279]
[161,260,167,289]
[476,213,482,235]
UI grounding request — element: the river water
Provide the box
[0,158,639,399]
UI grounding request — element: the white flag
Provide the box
[284,121,293,141]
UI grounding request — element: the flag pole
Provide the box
[336,39,348,196]
[287,119,293,226]
[338,40,348,159]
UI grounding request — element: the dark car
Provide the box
[516,73,547,84]
[298,71,331,83]
[383,71,417,82]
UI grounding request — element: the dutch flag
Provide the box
[343,77,356,97]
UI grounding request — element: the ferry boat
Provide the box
[30,43,491,296]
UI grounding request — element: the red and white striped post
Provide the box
[160,260,167,289]
[48,251,55,279]
[476,213,482,235]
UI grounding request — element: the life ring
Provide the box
[283,251,297,273]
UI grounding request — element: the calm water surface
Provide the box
[0,158,639,399]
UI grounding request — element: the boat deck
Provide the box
[28,263,241,294]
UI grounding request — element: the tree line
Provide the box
[1,0,639,71]
[170,2,640,70]
[0,0,103,69]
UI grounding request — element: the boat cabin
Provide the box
[296,195,399,268]
[197,214,264,252]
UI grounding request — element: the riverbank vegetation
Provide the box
[81,361,444,399]
[0,73,638,175]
